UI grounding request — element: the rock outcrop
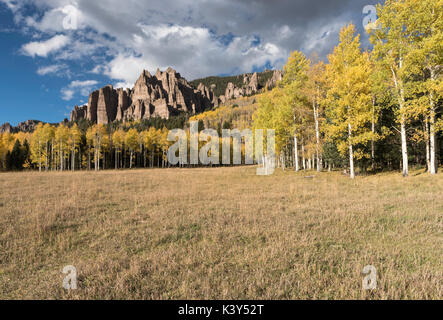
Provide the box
[17,120,42,132]
[69,67,283,124]
[224,72,261,100]
[97,85,118,124]
[0,120,42,133]
[0,122,12,133]
[73,68,216,124]
[266,70,283,89]
[70,105,87,122]
[243,72,259,96]
[86,90,99,123]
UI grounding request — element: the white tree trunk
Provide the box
[313,94,322,172]
[294,135,299,172]
[130,151,133,169]
[371,96,376,170]
[38,139,42,172]
[391,57,409,177]
[400,118,408,177]
[429,68,437,175]
[348,123,355,179]
[301,144,306,170]
[425,119,431,172]
[429,112,436,175]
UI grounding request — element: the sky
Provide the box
[0,0,382,125]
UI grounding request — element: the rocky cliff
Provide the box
[69,67,282,124]
[265,70,283,89]
[71,68,215,124]
[0,120,42,133]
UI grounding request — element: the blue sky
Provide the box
[0,0,381,126]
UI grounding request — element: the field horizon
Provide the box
[1,166,441,299]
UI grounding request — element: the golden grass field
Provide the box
[0,167,442,299]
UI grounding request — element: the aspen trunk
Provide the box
[429,71,437,174]
[130,150,133,169]
[348,123,355,179]
[425,119,431,172]
[391,58,409,177]
[400,119,408,177]
[60,141,63,171]
[429,112,436,175]
[371,96,376,171]
[294,135,299,172]
[51,140,54,171]
[301,144,306,170]
[46,143,49,171]
[281,152,286,171]
[313,95,322,172]
[38,139,42,172]
[72,149,75,171]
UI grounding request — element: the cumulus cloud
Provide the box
[69,80,98,87]
[6,0,380,84]
[37,63,69,76]
[21,34,70,58]
[61,79,99,100]
[61,88,75,101]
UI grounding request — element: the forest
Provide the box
[0,0,441,178]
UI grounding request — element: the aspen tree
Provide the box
[369,0,415,177]
[112,129,125,169]
[325,24,375,179]
[125,128,139,169]
[404,0,442,174]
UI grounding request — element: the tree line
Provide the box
[0,123,172,172]
[253,0,442,178]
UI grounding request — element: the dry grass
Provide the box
[0,167,442,299]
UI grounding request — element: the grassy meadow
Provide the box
[0,167,441,299]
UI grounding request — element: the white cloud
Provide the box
[101,24,286,84]
[60,79,99,101]
[61,88,74,101]
[21,34,70,58]
[7,0,369,92]
[36,63,68,76]
[25,5,83,32]
[69,80,98,88]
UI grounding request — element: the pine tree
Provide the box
[6,139,25,170]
